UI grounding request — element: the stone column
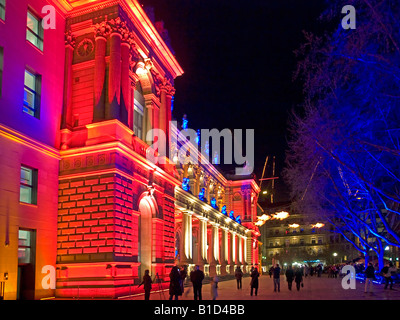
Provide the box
[198,217,208,264]
[120,35,131,126]
[106,29,122,120]
[93,20,109,122]
[182,211,193,263]
[238,235,243,265]
[159,85,167,134]
[61,29,75,130]
[230,231,237,267]
[220,227,229,274]
[208,222,220,276]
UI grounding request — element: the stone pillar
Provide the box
[243,236,248,267]
[220,227,229,274]
[106,31,122,120]
[230,231,237,267]
[238,235,243,265]
[198,217,208,264]
[120,40,131,126]
[93,33,107,121]
[208,222,220,276]
[159,86,167,134]
[182,211,193,263]
[61,30,75,130]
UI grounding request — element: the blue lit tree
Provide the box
[284,0,400,269]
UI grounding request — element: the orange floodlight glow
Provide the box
[272,211,289,220]
[311,223,325,228]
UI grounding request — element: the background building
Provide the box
[258,203,361,271]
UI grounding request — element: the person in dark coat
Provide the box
[269,266,274,278]
[190,265,205,300]
[138,269,152,300]
[294,267,303,291]
[285,265,295,291]
[169,266,182,300]
[364,262,375,294]
[273,264,281,292]
[179,266,187,294]
[235,266,243,289]
[250,267,260,296]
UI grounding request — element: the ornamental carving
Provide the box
[65,29,76,47]
[76,38,94,57]
[93,16,112,38]
[151,68,175,97]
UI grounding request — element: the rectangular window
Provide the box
[18,229,33,264]
[20,166,38,204]
[24,69,41,118]
[134,101,144,140]
[26,10,43,51]
[0,0,5,21]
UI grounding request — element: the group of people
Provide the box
[138,265,207,301]
[364,261,397,294]
[268,264,304,292]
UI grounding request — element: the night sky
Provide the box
[140,0,328,202]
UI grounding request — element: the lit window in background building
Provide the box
[0,0,5,21]
[18,229,33,264]
[26,11,43,50]
[20,166,37,204]
[24,69,41,118]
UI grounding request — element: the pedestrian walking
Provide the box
[138,269,152,300]
[285,265,294,291]
[235,266,243,289]
[381,262,396,290]
[294,268,303,291]
[211,275,219,300]
[304,265,309,278]
[190,265,205,300]
[250,267,260,296]
[169,266,182,300]
[273,263,281,292]
[179,266,187,294]
[269,266,274,278]
[364,262,375,294]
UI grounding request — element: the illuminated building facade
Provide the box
[0,0,260,299]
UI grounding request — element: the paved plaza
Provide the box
[126,274,400,300]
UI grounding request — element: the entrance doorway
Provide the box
[17,229,36,300]
[138,191,158,279]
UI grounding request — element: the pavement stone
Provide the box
[126,274,400,300]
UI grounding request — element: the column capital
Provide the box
[93,17,111,39]
[64,29,76,48]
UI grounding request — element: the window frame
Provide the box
[26,9,43,51]
[20,165,38,205]
[23,68,41,118]
[133,99,144,140]
[0,0,5,21]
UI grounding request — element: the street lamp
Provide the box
[333,252,338,264]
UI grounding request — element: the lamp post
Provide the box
[333,252,338,264]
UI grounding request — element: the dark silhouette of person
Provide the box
[138,269,152,300]
[190,265,205,300]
